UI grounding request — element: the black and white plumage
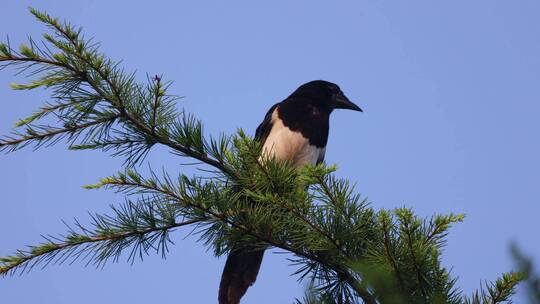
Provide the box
[218,80,362,304]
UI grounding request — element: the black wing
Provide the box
[254,103,279,145]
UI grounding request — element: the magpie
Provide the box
[218,80,362,304]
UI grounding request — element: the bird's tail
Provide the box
[218,247,265,304]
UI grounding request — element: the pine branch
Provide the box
[0,8,233,174]
[0,114,120,152]
[380,211,405,291]
[253,156,348,259]
[0,198,206,276]
[465,272,524,304]
[150,75,163,134]
[84,169,378,304]
[401,213,429,299]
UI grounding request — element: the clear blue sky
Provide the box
[1,1,539,303]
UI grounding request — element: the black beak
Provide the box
[334,93,363,112]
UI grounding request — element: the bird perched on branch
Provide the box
[218,80,362,304]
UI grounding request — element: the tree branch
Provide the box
[254,156,349,259]
[0,114,120,151]
[0,218,203,276]
[97,176,378,304]
[381,216,405,290]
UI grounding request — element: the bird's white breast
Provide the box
[261,109,325,167]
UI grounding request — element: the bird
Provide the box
[218,80,362,304]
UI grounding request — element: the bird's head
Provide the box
[290,80,362,112]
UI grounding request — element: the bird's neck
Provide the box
[277,101,330,148]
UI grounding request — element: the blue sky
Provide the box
[1,1,539,303]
